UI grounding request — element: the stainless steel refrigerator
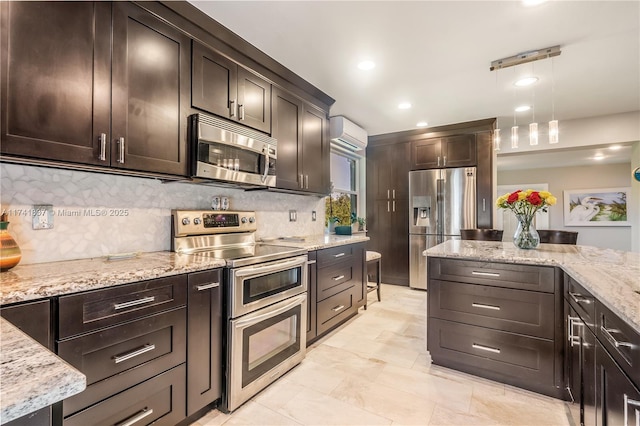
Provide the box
[409,167,476,289]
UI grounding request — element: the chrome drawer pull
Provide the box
[472,343,501,354]
[624,394,640,426]
[117,137,125,163]
[115,407,154,426]
[569,292,593,305]
[229,100,236,117]
[601,325,634,349]
[333,253,346,258]
[471,271,500,277]
[472,303,500,311]
[333,275,345,281]
[332,305,345,312]
[98,133,107,161]
[113,344,156,364]
[196,282,220,291]
[113,296,155,310]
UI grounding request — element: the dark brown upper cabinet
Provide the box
[411,134,477,170]
[0,2,190,177]
[192,41,271,134]
[271,87,329,194]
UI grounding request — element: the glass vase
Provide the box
[513,214,540,249]
[0,221,22,271]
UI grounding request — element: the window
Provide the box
[325,148,365,227]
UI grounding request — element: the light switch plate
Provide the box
[32,204,54,230]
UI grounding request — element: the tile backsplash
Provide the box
[1,163,326,264]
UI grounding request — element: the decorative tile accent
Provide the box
[0,163,326,264]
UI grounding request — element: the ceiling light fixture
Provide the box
[494,70,501,152]
[490,45,560,71]
[511,69,519,149]
[549,57,559,144]
[522,0,547,7]
[398,102,412,110]
[416,121,428,127]
[593,154,605,161]
[515,76,538,87]
[529,64,538,146]
[357,60,375,71]
[515,105,531,112]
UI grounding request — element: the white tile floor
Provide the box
[192,284,571,426]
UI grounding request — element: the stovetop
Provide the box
[188,243,307,268]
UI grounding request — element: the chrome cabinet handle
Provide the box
[437,156,441,167]
[332,275,345,281]
[482,198,486,212]
[299,174,304,189]
[624,394,640,426]
[387,201,390,212]
[115,407,154,426]
[387,189,390,199]
[472,343,500,354]
[472,302,500,311]
[113,344,156,364]
[113,296,155,310]
[196,282,220,291]
[98,133,107,161]
[601,325,634,349]
[392,189,395,199]
[305,175,309,189]
[567,316,583,347]
[117,137,125,163]
[443,156,447,166]
[569,292,593,305]
[392,200,396,212]
[230,100,236,117]
[239,104,245,120]
[471,271,500,277]
[333,253,345,258]
[332,305,345,312]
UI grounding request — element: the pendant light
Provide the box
[493,70,501,151]
[549,57,559,144]
[511,68,519,149]
[529,64,538,146]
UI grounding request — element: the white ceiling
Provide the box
[189,1,640,167]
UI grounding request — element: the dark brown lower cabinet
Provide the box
[596,343,640,426]
[186,269,222,416]
[64,364,186,426]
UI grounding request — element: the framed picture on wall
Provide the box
[563,187,631,226]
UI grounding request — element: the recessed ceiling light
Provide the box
[357,60,375,71]
[514,105,531,112]
[416,121,428,127]
[522,0,547,6]
[593,154,605,161]
[608,145,622,151]
[514,77,539,87]
[398,102,412,110]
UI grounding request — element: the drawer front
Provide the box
[565,276,595,327]
[429,257,556,293]
[317,286,355,336]
[428,318,556,394]
[63,364,186,426]
[58,275,187,338]
[58,308,186,416]
[317,262,357,302]
[596,301,640,387]
[429,280,555,339]
[317,243,363,269]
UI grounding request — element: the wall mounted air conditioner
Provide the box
[329,116,368,151]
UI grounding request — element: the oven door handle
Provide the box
[234,294,307,328]
[234,256,307,278]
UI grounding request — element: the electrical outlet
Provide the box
[289,210,297,222]
[32,204,54,230]
[312,211,317,221]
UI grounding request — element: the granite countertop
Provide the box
[0,318,86,424]
[424,240,640,334]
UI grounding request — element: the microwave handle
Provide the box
[261,148,270,183]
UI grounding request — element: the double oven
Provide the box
[172,210,307,412]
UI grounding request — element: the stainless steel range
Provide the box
[171,210,308,412]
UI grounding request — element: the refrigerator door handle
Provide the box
[436,178,444,237]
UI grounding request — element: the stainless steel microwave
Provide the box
[190,113,277,187]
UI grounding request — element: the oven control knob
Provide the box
[193,217,201,225]
[241,217,248,224]
[181,217,190,226]
[249,217,255,223]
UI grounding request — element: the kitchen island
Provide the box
[424,240,639,333]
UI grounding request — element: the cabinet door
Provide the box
[237,67,271,134]
[301,103,329,194]
[596,343,640,426]
[368,199,409,286]
[187,270,222,415]
[441,134,477,167]
[411,138,441,170]
[272,87,303,191]
[369,144,399,199]
[191,41,238,120]
[111,2,189,176]
[476,131,493,228]
[1,1,111,165]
